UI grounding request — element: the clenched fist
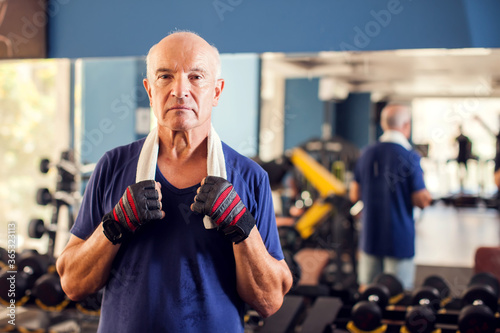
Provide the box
[191,176,255,243]
[104,180,164,233]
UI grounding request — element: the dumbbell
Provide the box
[349,273,404,332]
[32,270,70,311]
[76,289,104,315]
[458,272,499,333]
[404,275,450,333]
[39,158,51,173]
[28,218,46,239]
[27,218,57,239]
[0,250,51,306]
[36,188,53,206]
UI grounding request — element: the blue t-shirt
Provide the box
[354,142,426,258]
[71,138,283,333]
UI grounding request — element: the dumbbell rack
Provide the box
[244,293,500,333]
[0,304,100,333]
[0,151,101,332]
[333,297,500,333]
[244,273,500,333]
[33,151,79,258]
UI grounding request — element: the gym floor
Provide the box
[413,201,500,296]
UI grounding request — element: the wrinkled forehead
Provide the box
[150,38,217,75]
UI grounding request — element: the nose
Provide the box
[171,76,189,99]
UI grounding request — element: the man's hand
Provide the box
[103,180,164,233]
[191,176,255,243]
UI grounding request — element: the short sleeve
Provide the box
[252,173,284,261]
[70,154,109,240]
[410,151,426,193]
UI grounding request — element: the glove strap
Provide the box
[221,210,256,244]
[102,212,131,244]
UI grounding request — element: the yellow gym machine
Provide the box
[289,147,347,239]
[275,145,358,291]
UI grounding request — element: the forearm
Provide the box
[349,181,360,203]
[233,226,293,318]
[56,223,120,301]
[411,188,432,209]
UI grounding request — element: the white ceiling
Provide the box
[262,48,500,101]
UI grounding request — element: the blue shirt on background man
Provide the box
[354,131,426,259]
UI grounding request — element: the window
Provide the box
[0,59,70,254]
[412,98,500,197]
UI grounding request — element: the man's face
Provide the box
[144,34,224,132]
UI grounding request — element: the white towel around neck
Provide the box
[379,130,412,151]
[136,125,226,229]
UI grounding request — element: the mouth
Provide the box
[167,105,192,112]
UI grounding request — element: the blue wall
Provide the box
[335,93,372,149]
[213,53,260,157]
[48,0,500,58]
[79,58,141,164]
[53,0,500,160]
[284,78,324,150]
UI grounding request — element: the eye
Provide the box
[190,74,203,80]
[158,74,173,80]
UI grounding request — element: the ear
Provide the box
[404,121,412,138]
[143,78,153,106]
[212,79,225,107]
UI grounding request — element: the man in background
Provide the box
[349,104,432,291]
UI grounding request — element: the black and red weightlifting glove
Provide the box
[191,176,256,243]
[102,180,163,242]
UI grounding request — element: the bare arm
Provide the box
[57,180,164,301]
[233,226,293,318]
[412,188,432,209]
[56,224,120,301]
[349,181,361,203]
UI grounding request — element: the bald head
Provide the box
[146,31,221,82]
[380,104,411,131]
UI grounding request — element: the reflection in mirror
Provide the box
[260,48,500,196]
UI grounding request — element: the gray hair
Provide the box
[380,103,411,130]
[145,30,221,82]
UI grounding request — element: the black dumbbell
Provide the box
[32,270,70,311]
[36,188,53,206]
[0,250,51,306]
[458,272,499,333]
[76,289,104,315]
[372,273,404,303]
[27,218,57,239]
[28,218,47,239]
[39,158,51,174]
[350,273,403,331]
[404,275,450,333]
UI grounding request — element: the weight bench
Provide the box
[259,295,305,333]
